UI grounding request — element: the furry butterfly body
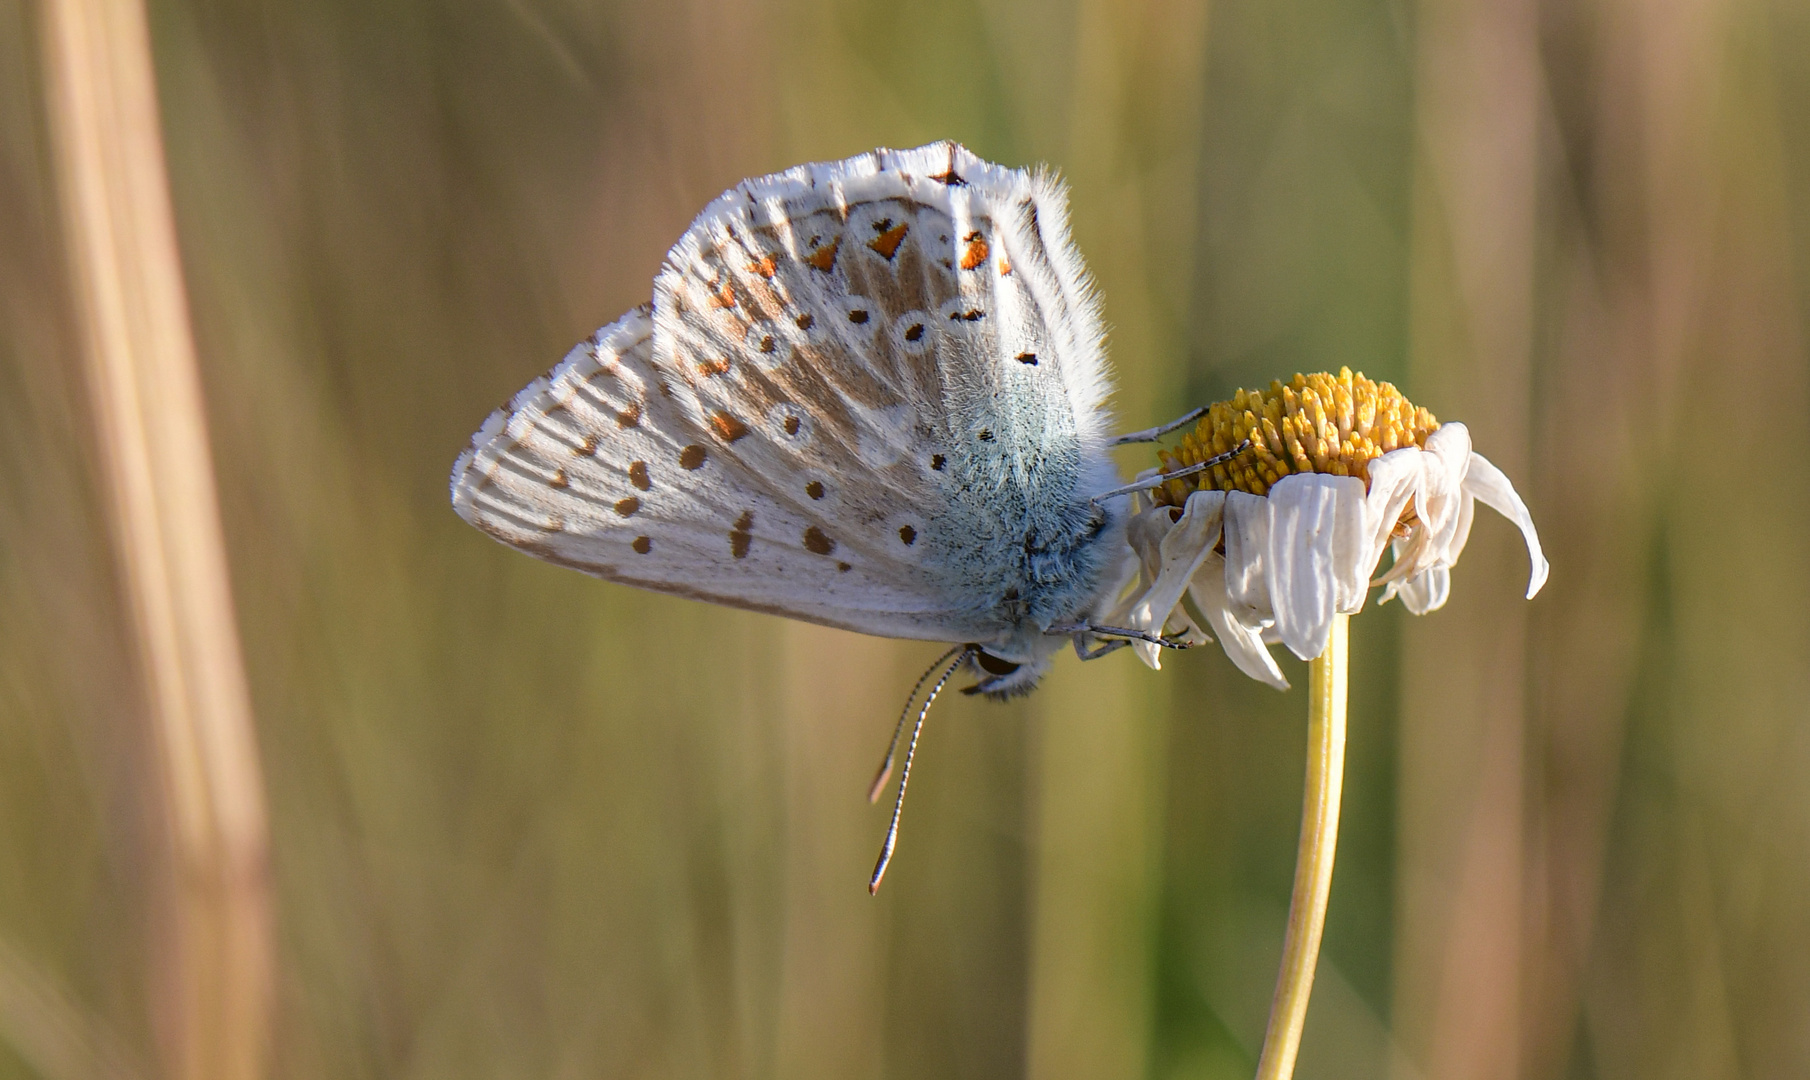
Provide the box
[451,142,1140,694]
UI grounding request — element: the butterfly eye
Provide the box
[976,652,1021,677]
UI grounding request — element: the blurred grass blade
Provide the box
[0,937,145,1080]
[40,1,272,1078]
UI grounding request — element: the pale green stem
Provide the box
[1253,612,1349,1080]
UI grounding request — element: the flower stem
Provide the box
[1254,612,1349,1080]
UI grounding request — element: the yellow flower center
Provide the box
[1153,368,1439,506]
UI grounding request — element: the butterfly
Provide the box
[450,142,1241,887]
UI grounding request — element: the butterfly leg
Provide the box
[1072,636,1130,661]
[1050,623,1200,652]
[1108,406,1209,445]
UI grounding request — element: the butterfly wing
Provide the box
[451,142,1124,645]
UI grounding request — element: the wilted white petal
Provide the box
[1128,491,1226,668]
[1377,537,1408,606]
[1265,473,1367,660]
[1461,452,1550,597]
[1360,447,1423,581]
[1328,485,1371,614]
[1409,422,1471,573]
[1394,565,1450,614]
[1093,546,1144,625]
[1423,419,1472,462]
[1125,503,1174,582]
[1444,485,1478,567]
[1189,552,1289,690]
[1102,507,1172,631]
[1222,491,1274,623]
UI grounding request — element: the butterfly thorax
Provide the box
[931,352,1126,661]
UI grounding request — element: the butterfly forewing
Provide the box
[451,143,1123,645]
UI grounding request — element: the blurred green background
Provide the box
[4,0,1809,1076]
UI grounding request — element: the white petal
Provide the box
[1415,422,1473,568]
[1445,486,1478,567]
[1093,546,1144,625]
[1265,473,1367,661]
[1377,537,1409,606]
[1127,491,1226,668]
[1222,491,1274,623]
[1189,552,1289,690]
[1360,446,1423,582]
[1423,420,1474,463]
[1461,451,1550,598]
[1125,504,1175,583]
[1395,565,1450,614]
[1329,485,1372,614]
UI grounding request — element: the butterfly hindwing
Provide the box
[451,143,1125,645]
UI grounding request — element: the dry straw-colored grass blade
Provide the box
[41,0,273,1077]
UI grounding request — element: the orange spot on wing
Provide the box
[549,469,569,489]
[709,281,737,308]
[697,357,731,377]
[747,254,777,278]
[960,231,989,270]
[576,433,600,457]
[868,222,909,260]
[804,237,840,272]
[710,411,749,442]
[999,257,1012,275]
[617,401,642,429]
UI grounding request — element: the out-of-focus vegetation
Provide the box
[3,0,1808,1076]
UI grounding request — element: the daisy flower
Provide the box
[1111,368,1548,688]
[1109,369,1547,1080]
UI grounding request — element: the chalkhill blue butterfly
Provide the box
[450,142,1239,887]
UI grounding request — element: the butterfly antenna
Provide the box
[868,644,966,803]
[869,646,974,895]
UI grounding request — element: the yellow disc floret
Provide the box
[1153,368,1439,506]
